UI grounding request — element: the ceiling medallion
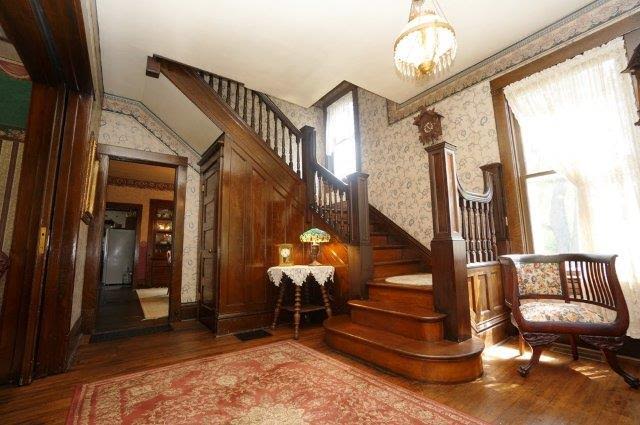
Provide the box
[393,0,457,80]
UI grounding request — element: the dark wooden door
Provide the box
[146,199,174,288]
[198,158,221,330]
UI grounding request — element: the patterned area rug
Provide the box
[135,287,168,320]
[67,341,485,424]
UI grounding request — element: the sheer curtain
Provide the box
[504,37,640,337]
[326,91,357,180]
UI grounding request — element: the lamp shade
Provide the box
[299,228,330,244]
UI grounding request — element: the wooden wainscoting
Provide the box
[467,262,509,346]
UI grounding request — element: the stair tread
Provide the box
[368,280,433,292]
[348,300,446,322]
[324,316,484,360]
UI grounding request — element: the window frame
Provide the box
[318,83,362,177]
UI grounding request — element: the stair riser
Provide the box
[373,262,426,279]
[351,309,443,342]
[368,286,434,309]
[371,234,390,245]
[325,331,484,384]
[372,248,421,262]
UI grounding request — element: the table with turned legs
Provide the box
[267,265,334,339]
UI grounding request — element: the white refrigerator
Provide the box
[102,228,136,286]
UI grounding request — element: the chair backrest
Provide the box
[499,253,623,311]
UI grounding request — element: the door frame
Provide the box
[81,145,188,333]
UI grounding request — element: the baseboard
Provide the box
[180,302,198,320]
[551,341,640,365]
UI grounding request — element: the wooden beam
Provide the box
[97,144,188,167]
[146,56,160,78]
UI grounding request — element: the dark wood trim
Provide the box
[0,140,20,245]
[313,81,357,109]
[105,202,143,287]
[82,146,189,336]
[65,315,83,370]
[180,302,198,321]
[35,92,93,378]
[97,144,188,167]
[490,12,640,254]
[81,154,109,334]
[0,84,66,384]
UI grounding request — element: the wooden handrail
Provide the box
[254,92,302,138]
[312,162,349,191]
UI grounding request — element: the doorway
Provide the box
[89,150,186,338]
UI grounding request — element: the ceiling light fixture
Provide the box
[393,0,457,80]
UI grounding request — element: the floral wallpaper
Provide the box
[358,82,500,247]
[100,96,201,303]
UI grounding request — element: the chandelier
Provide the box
[393,0,457,80]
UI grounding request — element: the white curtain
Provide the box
[326,91,356,179]
[504,37,640,337]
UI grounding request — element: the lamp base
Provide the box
[308,243,322,266]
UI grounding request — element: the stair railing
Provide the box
[195,70,303,178]
[426,142,509,342]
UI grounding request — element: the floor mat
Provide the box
[135,287,169,320]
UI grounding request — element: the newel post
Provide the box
[346,172,373,299]
[426,142,471,342]
[300,126,316,220]
[480,163,510,255]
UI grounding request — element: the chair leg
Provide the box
[570,335,579,360]
[518,334,526,356]
[518,333,559,378]
[602,349,640,389]
[518,345,544,377]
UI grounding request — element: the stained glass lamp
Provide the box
[300,228,331,266]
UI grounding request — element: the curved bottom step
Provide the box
[324,315,484,384]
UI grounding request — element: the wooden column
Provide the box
[346,172,372,299]
[480,163,510,256]
[300,125,316,221]
[426,142,471,342]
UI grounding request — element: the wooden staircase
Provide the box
[324,206,485,383]
[148,55,485,382]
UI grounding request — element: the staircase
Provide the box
[324,207,484,383]
[149,55,484,383]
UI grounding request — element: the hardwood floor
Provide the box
[95,286,167,333]
[0,320,639,424]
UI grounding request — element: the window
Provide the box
[504,37,640,336]
[325,90,358,180]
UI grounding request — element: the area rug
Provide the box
[135,287,168,320]
[66,341,485,424]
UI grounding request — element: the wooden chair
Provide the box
[500,253,639,388]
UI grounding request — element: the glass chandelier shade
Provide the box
[394,0,457,80]
[299,228,331,245]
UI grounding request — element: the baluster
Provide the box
[288,131,293,169]
[243,86,248,120]
[296,136,302,178]
[225,79,231,103]
[468,202,476,263]
[258,100,263,138]
[252,92,257,130]
[207,73,214,88]
[332,188,338,227]
[341,190,347,235]
[217,77,222,96]
[314,171,320,208]
[280,123,286,161]
[488,202,498,260]
[274,117,279,154]
[235,83,240,113]
[474,203,482,262]
[480,203,488,262]
[266,110,271,148]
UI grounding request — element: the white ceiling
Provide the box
[97,0,594,108]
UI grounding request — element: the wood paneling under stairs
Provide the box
[2,323,638,424]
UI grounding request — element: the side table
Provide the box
[267,265,334,339]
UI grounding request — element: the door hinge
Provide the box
[37,227,48,255]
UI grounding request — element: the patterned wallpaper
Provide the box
[99,98,201,303]
[358,82,500,247]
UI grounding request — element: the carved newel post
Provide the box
[346,172,373,300]
[416,107,471,342]
[426,143,471,341]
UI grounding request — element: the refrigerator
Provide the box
[102,228,136,286]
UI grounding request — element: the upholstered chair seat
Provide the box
[519,301,617,324]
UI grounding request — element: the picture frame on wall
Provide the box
[81,132,99,225]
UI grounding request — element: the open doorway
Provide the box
[94,159,176,335]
